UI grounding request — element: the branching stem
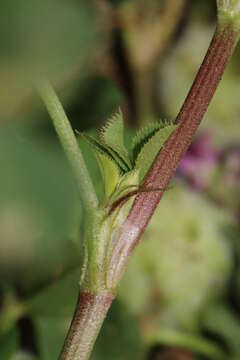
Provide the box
[106,24,240,293]
[125,25,239,247]
[45,10,240,360]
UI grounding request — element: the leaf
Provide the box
[0,126,80,293]
[132,121,164,161]
[145,329,225,359]
[95,152,121,199]
[79,132,128,173]
[99,110,132,170]
[34,316,67,360]
[0,1,98,117]
[110,169,140,204]
[92,301,143,360]
[79,132,112,159]
[105,147,130,173]
[203,304,240,355]
[79,133,121,197]
[29,270,80,360]
[0,327,19,360]
[135,123,177,182]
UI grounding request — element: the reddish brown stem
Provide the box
[106,25,239,286]
[128,26,238,238]
[60,23,239,360]
[59,292,114,360]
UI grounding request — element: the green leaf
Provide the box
[79,132,129,173]
[99,110,132,170]
[145,329,226,359]
[34,316,67,360]
[105,147,130,173]
[135,123,177,182]
[78,132,112,159]
[203,304,240,355]
[95,152,121,199]
[110,169,140,204]
[0,327,19,360]
[92,301,143,360]
[0,1,99,117]
[132,121,164,161]
[0,125,80,293]
[79,133,121,198]
[29,270,80,360]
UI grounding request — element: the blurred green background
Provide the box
[0,0,240,359]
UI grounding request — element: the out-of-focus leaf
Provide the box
[0,327,19,360]
[29,269,80,360]
[29,269,80,318]
[34,317,68,360]
[0,125,80,292]
[0,0,100,117]
[70,77,124,132]
[145,329,226,360]
[92,301,144,360]
[203,304,240,356]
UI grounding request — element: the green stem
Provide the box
[59,292,114,360]
[38,79,98,211]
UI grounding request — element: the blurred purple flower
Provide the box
[178,132,218,190]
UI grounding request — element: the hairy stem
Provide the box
[59,17,239,360]
[128,26,238,238]
[59,292,114,360]
[107,25,239,287]
[38,79,98,211]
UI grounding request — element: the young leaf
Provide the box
[109,169,140,204]
[95,152,121,199]
[79,132,129,173]
[78,132,113,160]
[106,147,131,173]
[132,121,165,161]
[135,124,177,182]
[79,133,121,198]
[99,110,132,170]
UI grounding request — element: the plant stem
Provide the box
[107,25,240,286]
[128,26,238,235]
[38,79,98,211]
[59,292,114,360]
[57,16,240,360]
